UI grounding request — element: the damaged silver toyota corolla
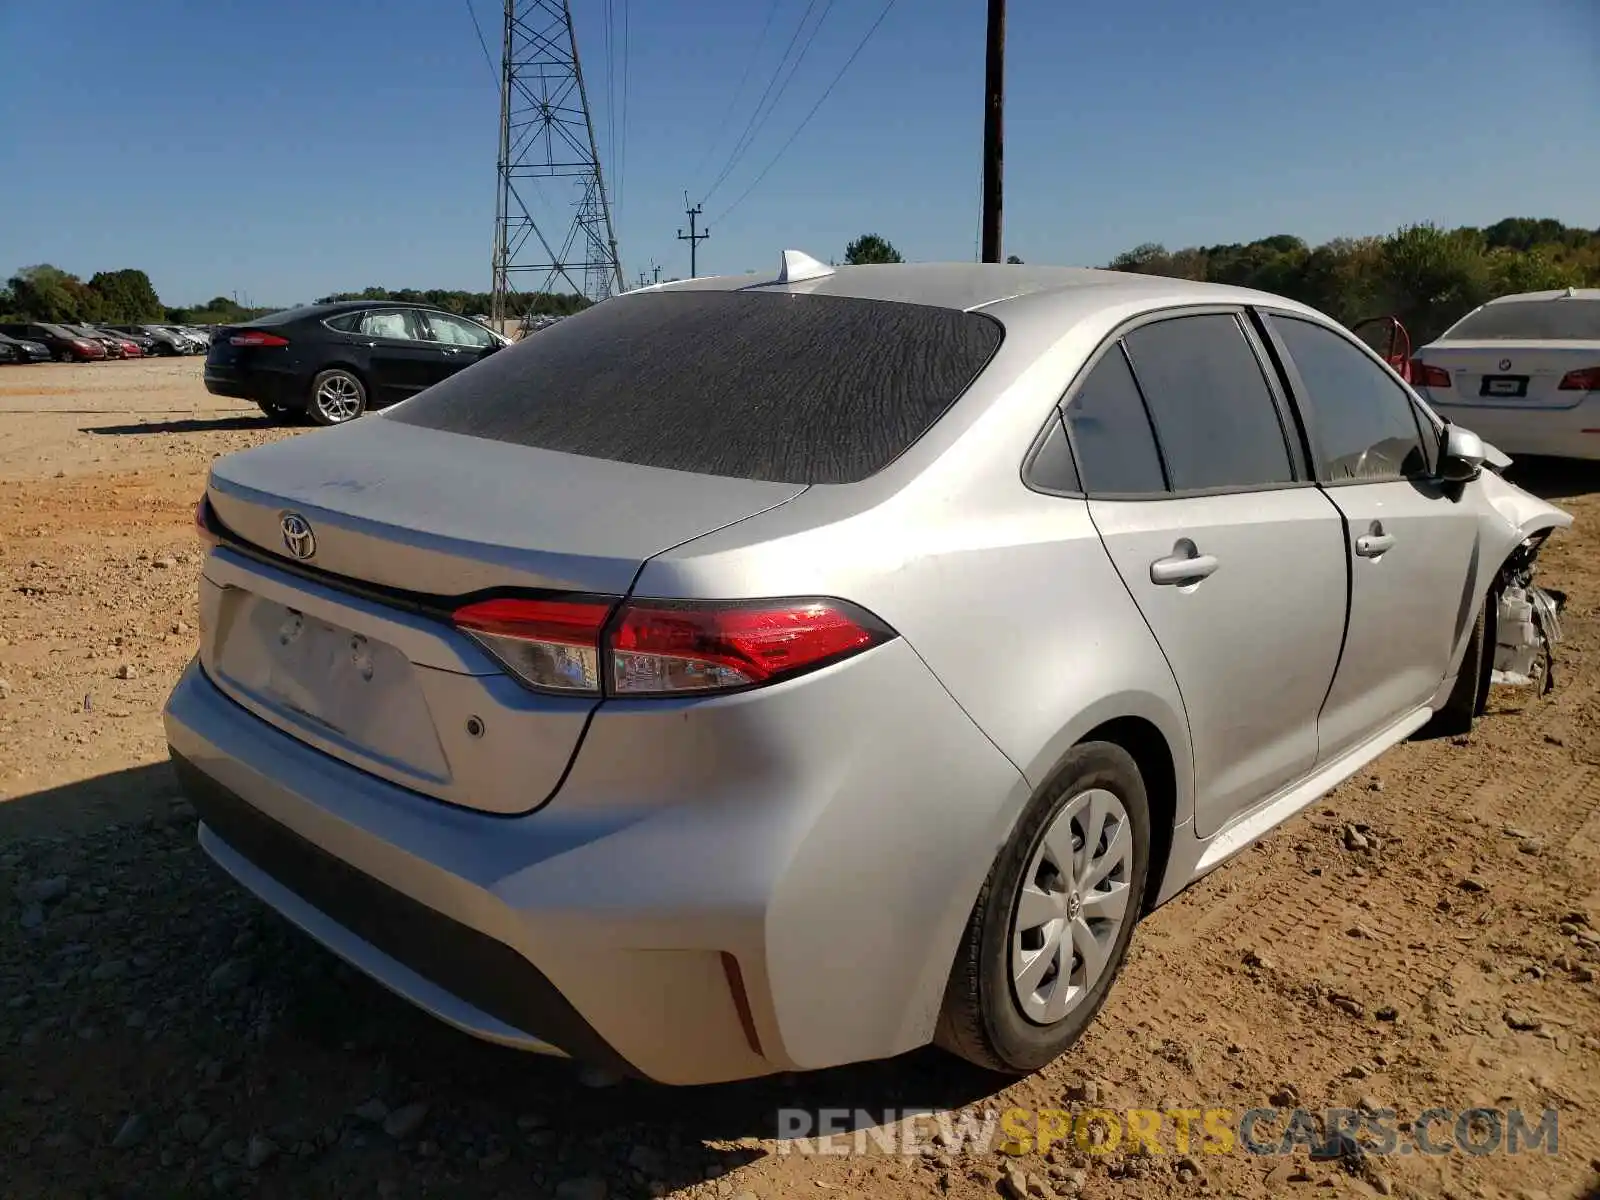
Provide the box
[165,261,1571,1085]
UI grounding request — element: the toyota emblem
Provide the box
[1498,358,1512,372]
[281,513,317,560]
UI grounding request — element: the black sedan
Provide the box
[204,302,509,424]
[0,332,52,363]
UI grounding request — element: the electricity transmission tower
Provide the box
[491,0,623,324]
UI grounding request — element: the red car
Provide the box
[0,322,109,361]
[63,324,142,358]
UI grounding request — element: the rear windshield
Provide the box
[385,290,1004,484]
[1444,298,1600,341]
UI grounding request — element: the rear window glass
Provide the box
[1444,299,1600,341]
[385,291,1004,484]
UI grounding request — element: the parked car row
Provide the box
[0,321,213,362]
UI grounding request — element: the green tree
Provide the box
[843,234,903,265]
[6,264,91,322]
[87,269,164,322]
[1103,219,1600,345]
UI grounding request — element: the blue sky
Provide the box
[1,0,1595,307]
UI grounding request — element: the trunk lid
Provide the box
[199,416,806,813]
[1413,339,1600,410]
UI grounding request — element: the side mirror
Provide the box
[1438,423,1485,483]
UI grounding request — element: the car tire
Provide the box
[1419,591,1491,739]
[936,740,1150,1075]
[307,368,367,426]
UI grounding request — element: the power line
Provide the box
[713,0,898,225]
[689,0,783,186]
[464,0,497,83]
[700,0,825,205]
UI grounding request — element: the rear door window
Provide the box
[387,291,1003,485]
[358,310,420,341]
[1269,315,1429,482]
[1121,313,1295,492]
[1061,346,1166,495]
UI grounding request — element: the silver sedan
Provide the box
[164,254,1570,1085]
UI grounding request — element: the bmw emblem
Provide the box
[1498,358,1512,371]
[281,513,317,560]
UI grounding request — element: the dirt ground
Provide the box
[2,357,1599,1200]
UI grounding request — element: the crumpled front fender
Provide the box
[1477,467,1573,546]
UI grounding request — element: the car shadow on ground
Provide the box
[1502,455,1600,501]
[2,763,1006,1195]
[81,415,274,436]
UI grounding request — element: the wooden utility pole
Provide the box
[980,0,1005,263]
[678,202,709,278]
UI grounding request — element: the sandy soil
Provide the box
[2,358,1599,1200]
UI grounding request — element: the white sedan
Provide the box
[1411,288,1600,460]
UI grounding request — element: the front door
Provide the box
[1067,312,1349,837]
[417,311,501,386]
[1263,312,1484,760]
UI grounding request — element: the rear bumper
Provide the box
[1429,395,1600,460]
[163,646,1025,1084]
[204,364,301,407]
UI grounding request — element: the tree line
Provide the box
[0,264,591,327]
[1101,218,1600,343]
[311,287,590,318]
[10,217,1595,339]
[847,218,1599,344]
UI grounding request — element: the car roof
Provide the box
[1482,287,1600,305]
[640,260,1323,323]
[245,300,476,326]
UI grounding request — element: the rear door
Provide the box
[351,308,437,404]
[416,310,501,385]
[1073,310,1348,837]
[1262,311,1481,761]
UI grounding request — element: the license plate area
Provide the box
[1480,375,1529,399]
[211,589,451,782]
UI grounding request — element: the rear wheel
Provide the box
[307,369,366,426]
[936,742,1149,1074]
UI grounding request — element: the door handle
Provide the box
[1150,552,1219,586]
[1355,533,1395,557]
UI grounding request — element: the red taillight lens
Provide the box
[194,494,219,548]
[453,597,614,693]
[451,596,894,697]
[609,600,892,696]
[1559,367,1600,391]
[229,331,289,348]
[1410,360,1451,388]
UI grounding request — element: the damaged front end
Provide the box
[1491,533,1566,695]
[1472,454,1572,697]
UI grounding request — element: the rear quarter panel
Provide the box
[629,306,1195,1053]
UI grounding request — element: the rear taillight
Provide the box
[1558,367,1600,391]
[453,597,613,693]
[194,494,219,548]
[229,331,289,348]
[1410,360,1451,388]
[609,600,890,695]
[450,596,894,697]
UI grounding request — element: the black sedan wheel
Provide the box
[308,369,367,426]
